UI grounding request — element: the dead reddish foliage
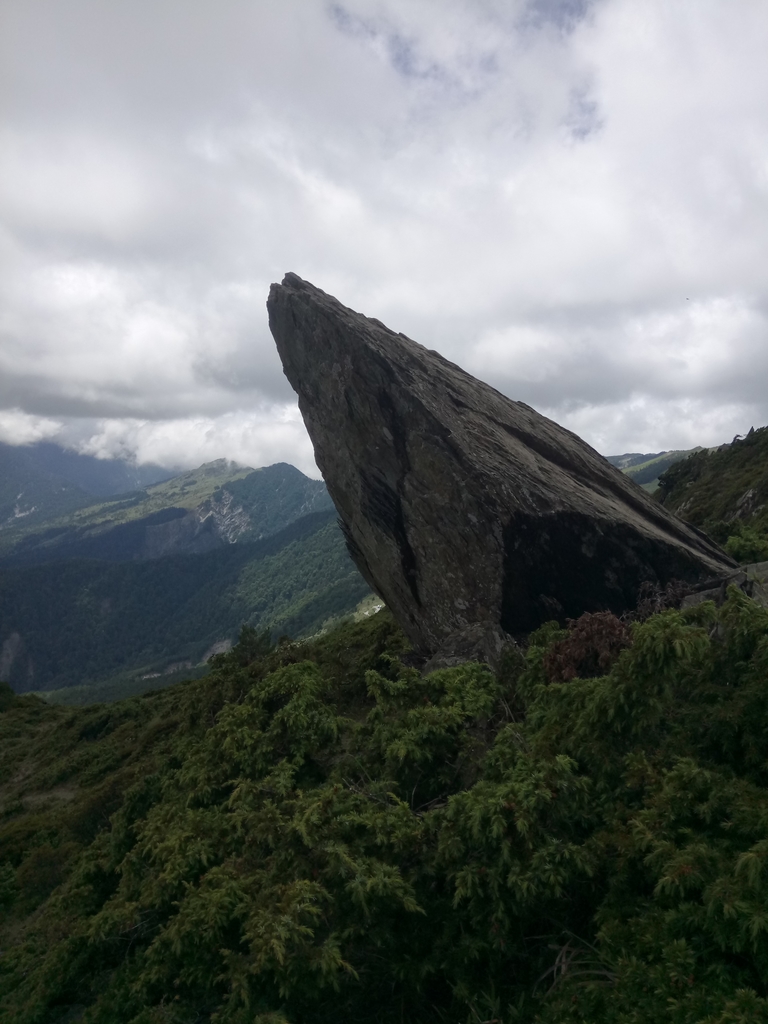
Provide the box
[543,611,632,683]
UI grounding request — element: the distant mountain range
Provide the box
[606,448,701,491]
[0,442,370,702]
[0,440,173,533]
[2,458,334,563]
[2,435,762,705]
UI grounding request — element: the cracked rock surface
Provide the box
[268,273,735,664]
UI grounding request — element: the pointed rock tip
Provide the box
[268,273,322,311]
[281,271,305,288]
[272,273,338,301]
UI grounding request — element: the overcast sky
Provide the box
[1,0,767,476]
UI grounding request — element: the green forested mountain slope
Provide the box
[607,448,699,492]
[2,596,768,1023]
[2,461,333,563]
[0,509,369,696]
[606,451,665,470]
[657,426,768,562]
[63,458,254,528]
[217,462,333,542]
[0,458,252,559]
[0,445,96,532]
[0,453,367,701]
[0,441,173,538]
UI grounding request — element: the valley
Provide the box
[0,445,370,703]
[1,417,768,1021]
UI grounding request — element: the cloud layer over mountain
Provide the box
[2,0,767,473]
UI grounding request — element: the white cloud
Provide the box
[0,408,62,446]
[71,407,319,477]
[555,397,762,459]
[1,0,767,469]
[0,130,155,243]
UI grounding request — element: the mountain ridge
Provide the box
[0,507,369,695]
[0,454,368,700]
[657,425,768,562]
[606,447,701,491]
[0,440,174,537]
[1,460,333,564]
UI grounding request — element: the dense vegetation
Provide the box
[657,427,768,563]
[607,449,698,492]
[216,464,333,544]
[0,444,96,534]
[0,511,369,695]
[0,459,253,559]
[2,590,768,1022]
[1,453,367,700]
[4,464,333,566]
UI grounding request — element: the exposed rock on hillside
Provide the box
[681,560,768,611]
[268,274,736,664]
[1,463,334,565]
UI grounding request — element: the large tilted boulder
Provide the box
[268,273,735,666]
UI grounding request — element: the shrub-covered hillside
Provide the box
[607,449,699,493]
[0,510,369,697]
[657,426,768,563]
[3,593,768,1022]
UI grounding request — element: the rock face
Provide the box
[681,560,768,612]
[268,273,736,664]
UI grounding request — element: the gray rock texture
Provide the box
[680,560,768,611]
[268,273,736,663]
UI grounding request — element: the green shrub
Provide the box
[0,861,16,910]
[2,599,768,1022]
[0,682,15,712]
[724,525,768,564]
[14,841,77,906]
